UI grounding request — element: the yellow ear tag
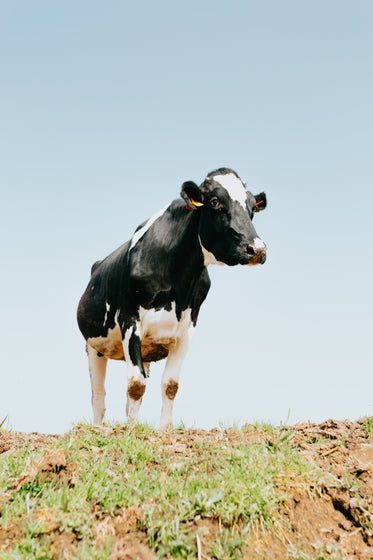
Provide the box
[190,198,204,207]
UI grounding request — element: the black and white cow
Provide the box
[77,168,267,429]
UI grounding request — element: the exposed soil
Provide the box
[1,419,373,559]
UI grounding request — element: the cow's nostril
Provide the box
[246,245,255,256]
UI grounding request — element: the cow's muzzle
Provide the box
[244,237,267,266]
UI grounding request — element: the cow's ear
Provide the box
[181,181,205,210]
[254,192,267,213]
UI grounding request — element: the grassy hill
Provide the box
[1,419,373,559]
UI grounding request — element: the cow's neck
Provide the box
[165,209,207,314]
[127,205,206,312]
[165,208,205,286]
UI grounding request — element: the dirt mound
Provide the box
[1,418,373,559]
[0,430,58,455]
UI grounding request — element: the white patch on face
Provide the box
[130,203,171,250]
[198,235,226,267]
[213,173,247,209]
[245,237,266,266]
[252,237,266,251]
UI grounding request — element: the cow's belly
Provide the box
[87,304,192,362]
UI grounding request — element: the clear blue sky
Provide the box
[1,1,372,434]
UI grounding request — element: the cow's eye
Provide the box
[210,197,220,209]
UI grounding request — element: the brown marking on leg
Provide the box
[128,379,146,401]
[165,380,179,400]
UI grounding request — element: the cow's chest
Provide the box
[87,303,192,362]
[139,304,192,362]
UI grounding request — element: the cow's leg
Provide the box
[160,333,192,430]
[123,323,147,422]
[87,344,108,424]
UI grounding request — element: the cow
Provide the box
[77,167,267,429]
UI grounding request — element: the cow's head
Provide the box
[181,168,267,266]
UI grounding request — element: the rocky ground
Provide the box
[1,418,373,559]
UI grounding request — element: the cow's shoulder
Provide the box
[128,200,192,274]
